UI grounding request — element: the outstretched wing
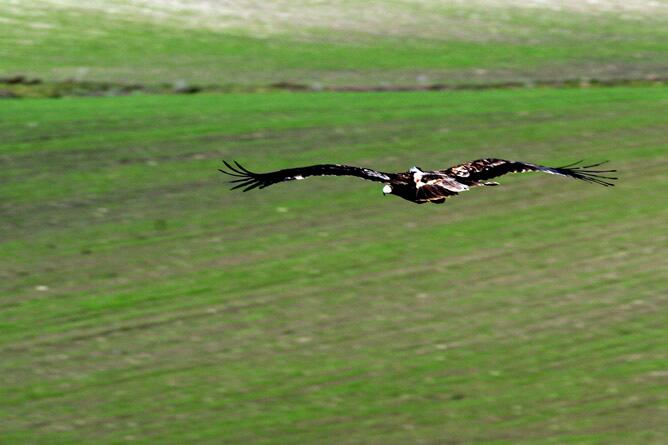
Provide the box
[441,158,617,187]
[220,160,394,192]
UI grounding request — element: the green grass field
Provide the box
[2,86,667,444]
[3,0,668,86]
[3,0,668,443]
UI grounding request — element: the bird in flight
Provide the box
[220,158,616,204]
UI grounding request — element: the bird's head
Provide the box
[382,184,393,195]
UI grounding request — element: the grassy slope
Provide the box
[2,1,668,86]
[1,87,667,444]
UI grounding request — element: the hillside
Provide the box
[2,0,668,86]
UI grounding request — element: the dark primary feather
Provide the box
[219,160,394,192]
[540,160,618,187]
[442,158,617,187]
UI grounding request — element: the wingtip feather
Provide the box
[545,160,618,187]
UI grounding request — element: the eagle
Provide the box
[219,158,616,204]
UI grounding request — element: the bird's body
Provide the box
[220,158,616,204]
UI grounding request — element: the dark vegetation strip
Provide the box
[1,74,668,98]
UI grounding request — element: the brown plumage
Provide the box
[220,158,616,204]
